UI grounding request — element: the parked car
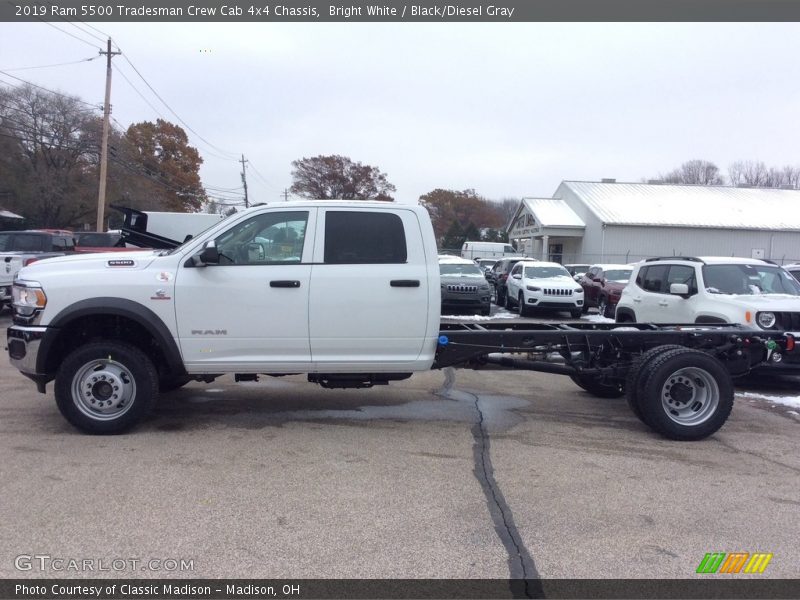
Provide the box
[439,256,492,316]
[474,258,498,276]
[489,257,526,306]
[505,260,584,318]
[580,264,634,318]
[782,263,800,283]
[73,231,127,252]
[564,263,591,280]
[615,257,800,331]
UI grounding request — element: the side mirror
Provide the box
[187,241,220,267]
[670,283,689,296]
[512,273,522,280]
[573,274,581,282]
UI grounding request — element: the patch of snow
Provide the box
[581,314,615,323]
[736,391,800,410]
[442,309,517,321]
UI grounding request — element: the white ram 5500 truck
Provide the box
[8,201,800,440]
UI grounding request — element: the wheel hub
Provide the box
[660,367,719,426]
[71,360,137,420]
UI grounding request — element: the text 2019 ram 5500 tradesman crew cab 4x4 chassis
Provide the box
[7,202,800,440]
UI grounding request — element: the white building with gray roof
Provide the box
[507,180,800,265]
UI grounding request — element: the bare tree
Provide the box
[728,160,769,187]
[658,159,723,185]
[0,84,98,227]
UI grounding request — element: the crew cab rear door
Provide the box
[174,208,317,371]
[308,208,430,366]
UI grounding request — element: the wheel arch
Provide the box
[39,298,185,379]
[615,306,636,323]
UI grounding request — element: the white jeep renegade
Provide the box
[615,256,800,330]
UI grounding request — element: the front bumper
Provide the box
[7,325,51,391]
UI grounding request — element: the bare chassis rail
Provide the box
[432,322,797,440]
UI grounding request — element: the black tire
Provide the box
[504,288,513,310]
[54,341,159,434]
[603,302,616,319]
[497,286,506,307]
[480,306,491,317]
[159,375,192,393]
[636,348,734,441]
[625,345,686,422]
[598,296,609,318]
[569,309,582,319]
[581,302,589,314]
[518,293,531,317]
[569,374,625,398]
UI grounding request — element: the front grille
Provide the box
[446,284,478,293]
[777,312,800,330]
[543,288,573,296]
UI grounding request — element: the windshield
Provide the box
[524,266,570,279]
[702,264,800,295]
[440,263,484,276]
[605,269,633,282]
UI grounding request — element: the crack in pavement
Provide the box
[439,369,544,598]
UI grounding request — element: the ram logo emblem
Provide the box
[191,329,228,336]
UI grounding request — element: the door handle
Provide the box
[658,301,669,307]
[270,280,301,288]
[390,280,420,287]
[633,297,642,303]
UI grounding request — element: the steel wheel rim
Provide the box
[71,358,137,421]
[660,367,719,425]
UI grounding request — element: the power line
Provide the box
[0,71,102,111]
[118,51,239,160]
[36,19,103,51]
[0,55,100,72]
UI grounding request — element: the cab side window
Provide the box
[324,211,406,264]
[215,211,308,265]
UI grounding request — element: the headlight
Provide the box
[574,288,584,294]
[480,284,490,291]
[526,286,541,292]
[12,282,47,314]
[757,312,776,329]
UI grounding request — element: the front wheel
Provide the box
[54,341,159,434]
[518,293,531,317]
[569,309,582,319]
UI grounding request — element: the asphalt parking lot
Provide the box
[1,310,799,581]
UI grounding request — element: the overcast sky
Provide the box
[1,22,799,206]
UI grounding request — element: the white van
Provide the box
[461,241,521,260]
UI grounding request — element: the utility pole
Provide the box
[96,38,120,232]
[240,154,249,208]
[282,188,290,201]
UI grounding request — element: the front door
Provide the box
[175,209,317,371]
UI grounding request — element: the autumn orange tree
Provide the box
[419,188,508,246]
[124,119,207,212]
[290,155,396,201]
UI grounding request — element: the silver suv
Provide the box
[615,256,800,330]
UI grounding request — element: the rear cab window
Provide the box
[324,211,407,264]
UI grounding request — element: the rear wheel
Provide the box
[497,286,506,306]
[633,348,733,440]
[569,374,625,398]
[54,341,159,434]
[504,288,513,309]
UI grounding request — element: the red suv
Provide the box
[580,264,634,318]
